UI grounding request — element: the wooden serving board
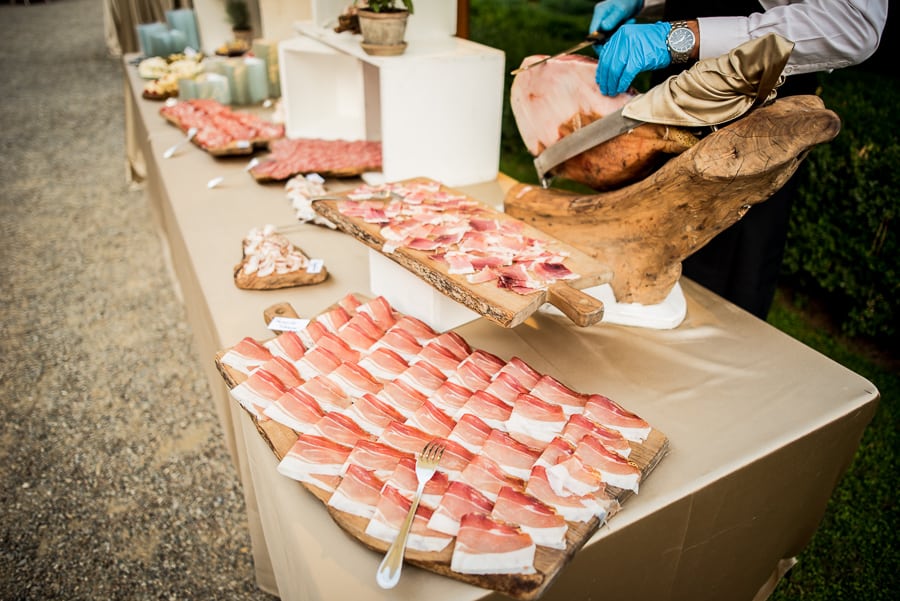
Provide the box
[233,244,328,290]
[213,299,669,600]
[161,112,279,157]
[312,178,614,328]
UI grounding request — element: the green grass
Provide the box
[469,2,899,598]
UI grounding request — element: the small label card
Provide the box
[306,258,324,274]
[267,316,310,332]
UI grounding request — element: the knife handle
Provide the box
[586,30,614,45]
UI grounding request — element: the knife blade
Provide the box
[510,30,614,75]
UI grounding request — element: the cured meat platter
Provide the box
[214,297,669,600]
[312,178,614,328]
[249,138,383,182]
[159,98,284,157]
[233,225,328,290]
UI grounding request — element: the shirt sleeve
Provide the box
[697,0,888,75]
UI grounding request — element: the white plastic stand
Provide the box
[540,282,688,330]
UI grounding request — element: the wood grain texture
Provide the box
[503,95,841,305]
[232,242,328,290]
[311,178,614,328]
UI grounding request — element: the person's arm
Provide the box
[698,0,888,74]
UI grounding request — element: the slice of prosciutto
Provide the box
[430,380,473,417]
[220,336,273,375]
[294,346,342,381]
[573,434,642,493]
[308,412,375,448]
[561,412,632,458]
[355,295,397,332]
[457,391,512,431]
[312,330,360,364]
[510,53,695,191]
[368,326,422,363]
[483,371,531,405]
[459,349,506,379]
[327,464,384,519]
[529,374,587,417]
[357,347,409,382]
[297,375,352,412]
[583,394,652,442]
[450,513,536,575]
[382,457,451,509]
[505,392,567,448]
[364,485,453,553]
[495,356,542,390]
[263,387,325,433]
[481,430,541,481]
[427,480,494,537]
[377,421,435,455]
[277,434,352,491]
[525,465,607,523]
[448,413,493,454]
[458,455,525,502]
[341,440,411,479]
[406,400,457,439]
[326,361,383,398]
[491,486,568,550]
[376,379,427,418]
[264,330,307,364]
[341,392,406,436]
[229,368,289,418]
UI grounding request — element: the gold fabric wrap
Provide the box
[623,33,795,127]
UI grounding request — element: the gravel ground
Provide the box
[0,2,276,599]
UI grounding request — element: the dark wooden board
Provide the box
[213,298,669,600]
[312,178,614,328]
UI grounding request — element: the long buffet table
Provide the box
[122,56,880,601]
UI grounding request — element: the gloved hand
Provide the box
[590,0,644,33]
[596,21,671,96]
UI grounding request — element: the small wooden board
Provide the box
[233,243,328,290]
[213,298,669,600]
[312,178,614,328]
[161,111,279,157]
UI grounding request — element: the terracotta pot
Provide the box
[357,9,409,56]
[233,28,254,44]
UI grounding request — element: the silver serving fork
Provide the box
[375,440,445,589]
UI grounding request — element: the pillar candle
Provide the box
[166,9,201,53]
[245,57,268,104]
[136,22,169,57]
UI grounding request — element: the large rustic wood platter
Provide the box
[312,178,614,328]
[214,299,669,600]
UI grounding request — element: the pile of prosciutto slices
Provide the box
[220,294,650,576]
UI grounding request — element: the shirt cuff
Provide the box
[697,16,752,61]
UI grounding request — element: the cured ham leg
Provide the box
[510,54,697,191]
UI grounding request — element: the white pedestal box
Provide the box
[368,250,480,333]
[278,25,505,186]
[308,0,458,39]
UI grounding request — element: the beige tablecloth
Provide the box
[122,56,879,601]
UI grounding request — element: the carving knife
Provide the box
[510,30,614,75]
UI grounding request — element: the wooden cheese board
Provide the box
[214,299,669,600]
[312,178,614,328]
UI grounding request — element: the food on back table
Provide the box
[159,98,284,155]
[249,137,383,182]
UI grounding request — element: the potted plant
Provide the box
[356,0,414,56]
[225,0,253,45]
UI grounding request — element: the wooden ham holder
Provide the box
[503,95,841,306]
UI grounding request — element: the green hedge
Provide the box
[782,70,899,339]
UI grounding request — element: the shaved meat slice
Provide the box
[583,394,651,442]
[376,378,427,418]
[448,413,493,454]
[417,342,463,377]
[491,486,567,550]
[561,413,632,458]
[357,347,408,382]
[396,360,446,396]
[534,436,575,471]
[294,346,342,381]
[484,371,531,404]
[355,295,397,332]
[482,430,541,480]
[510,53,695,191]
[573,435,641,493]
[383,457,451,509]
[312,331,360,364]
[506,392,567,448]
[308,412,375,448]
[263,387,325,433]
[341,440,411,479]
[250,137,382,182]
[432,437,475,478]
[428,331,472,361]
[368,327,422,363]
[339,319,380,352]
[220,336,273,375]
[327,464,384,519]
[315,306,351,333]
[529,374,587,417]
[298,320,328,349]
[496,356,542,390]
[342,392,406,436]
[258,357,303,389]
[458,455,525,502]
[406,401,456,439]
[448,360,492,392]
[460,349,506,379]
[297,374,352,412]
[451,513,536,575]
[427,481,494,537]
[457,391,512,430]
[390,315,438,345]
[377,421,435,455]
[545,454,606,497]
[327,361,383,398]
[430,380,473,417]
[525,465,605,523]
[337,292,362,314]
[264,331,306,364]
[229,368,289,418]
[364,485,453,553]
[344,310,384,341]
[277,434,352,490]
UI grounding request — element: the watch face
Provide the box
[669,28,694,53]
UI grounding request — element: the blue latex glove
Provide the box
[590,0,644,33]
[597,22,671,96]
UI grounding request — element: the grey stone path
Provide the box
[0,1,276,598]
